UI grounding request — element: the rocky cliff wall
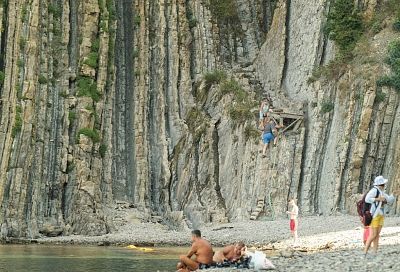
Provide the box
[0,0,398,238]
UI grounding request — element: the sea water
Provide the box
[0,244,184,272]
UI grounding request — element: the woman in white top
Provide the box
[363,176,395,255]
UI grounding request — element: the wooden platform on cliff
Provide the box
[269,110,304,133]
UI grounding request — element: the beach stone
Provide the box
[39,224,64,237]
[280,250,294,258]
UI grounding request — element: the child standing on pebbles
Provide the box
[286,199,299,245]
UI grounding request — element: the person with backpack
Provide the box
[363,176,395,256]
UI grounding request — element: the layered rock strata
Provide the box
[0,0,398,238]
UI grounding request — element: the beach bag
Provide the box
[356,189,379,226]
[250,250,275,270]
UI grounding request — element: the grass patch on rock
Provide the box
[0,71,4,83]
[84,52,99,69]
[77,128,100,143]
[12,106,23,138]
[99,144,107,157]
[375,90,386,103]
[220,79,246,102]
[209,0,239,23]
[204,70,227,89]
[320,101,335,114]
[229,102,255,124]
[244,125,260,142]
[186,107,209,143]
[38,75,48,84]
[68,111,76,123]
[77,76,102,102]
[48,3,62,18]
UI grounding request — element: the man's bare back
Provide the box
[177,230,213,272]
[192,238,213,264]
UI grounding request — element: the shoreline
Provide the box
[3,215,400,271]
[2,215,400,250]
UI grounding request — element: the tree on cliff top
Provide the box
[325,0,363,58]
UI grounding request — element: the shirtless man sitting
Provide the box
[213,242,246,263]
[177,230,214,271]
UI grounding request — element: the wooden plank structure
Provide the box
[269,110,304,133]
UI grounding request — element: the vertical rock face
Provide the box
[0,0,398,238]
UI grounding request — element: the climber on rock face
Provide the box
[259,99,271,129]
[261,117,276,157]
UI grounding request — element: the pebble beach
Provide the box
[33,214,400,271]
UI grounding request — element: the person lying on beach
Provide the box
[177,230,214,271]
[213,242,246,263]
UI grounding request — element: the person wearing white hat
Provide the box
[363,176,395,256]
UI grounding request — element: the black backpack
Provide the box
[356,188,379,226]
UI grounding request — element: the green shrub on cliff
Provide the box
[186,7,198,29]
[77,76,102,102]
[0,71,5,83]
[19,37,26,50]
[77,128,100,143]
[106,0,116,21]
[209,0,238,23]
[133,15,141,26]
[48,4,62,18]
[393,9,400,31]
[393,21,400,32]
[220,79,246,102]
[377,40,400,92]
[375,91,386,103]
[17,59,24,68]
[11,106,23,138]
[38,75,48,84]
[68,111,76,123]
[325,0,363,58]
[229,103,254,124]
[99,144,107,157]
[84,52,99,69]
[186,107,209,143]
[204,70,227,89]
[244,125,260,142]
[92,38,100,52]
[21,4,28,22]
[320,101,334,114]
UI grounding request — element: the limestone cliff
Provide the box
[0,0,398,238]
